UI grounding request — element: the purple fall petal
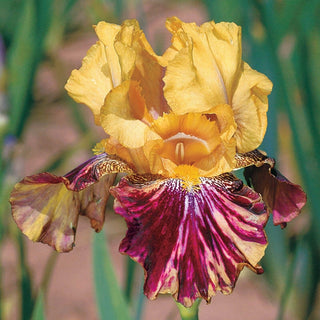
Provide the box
[111,174,268,307]
[244,164,307,227]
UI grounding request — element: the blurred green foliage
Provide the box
[0,0,319,319]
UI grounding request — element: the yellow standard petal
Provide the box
[65,22,122,124]
[114,20,170,117]
[232,63,273,152]
[100,80,160,148]
[164,17,242,114]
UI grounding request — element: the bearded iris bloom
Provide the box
[10,18,306,307]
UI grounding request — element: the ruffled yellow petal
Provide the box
[164,17,242,114]
[65,41,116,124]
[114,20,170,118]
[65,22,124,124]
[113,20,140,80]
[197,140,236,177]
[232,63,273,152]
[94,21,122,87]
[65,19,160,124]
[204,104,237,140]
[100,80,160,148]
[103,137,152,173]
[151,113,222,162]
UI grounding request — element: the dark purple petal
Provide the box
[111,174,268,307]
[9,153,131,252]
[244,163,307,227]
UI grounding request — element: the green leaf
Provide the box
[31,290,46,320]
[124,257,136,302]
[92,230,132,320]
[18,233,34,320]
[202,0,246,24]
[289,238,316,320]
[261,221,288,294]
[7,0,53,138]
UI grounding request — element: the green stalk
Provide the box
[0,254,2,320]
[134,279,145,320]
[125,257,137,302]
[276,248,296,320]
[40,251,58,295]
[176,299,201,320]
[17,233,34,320]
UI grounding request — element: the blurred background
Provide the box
[0,0,319,319]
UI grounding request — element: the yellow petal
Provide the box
[65,21,122,124]
[164,17,242,114]
[100,80,159,148]
[232,63,273,152]
[94,21,122,86]
[143,139,166,175]
[115,20,170,117]
[102,137,152,173]
[204,103,237,141]
[65,41,114,124]
[197,139,236,176]
[113,20,139,80]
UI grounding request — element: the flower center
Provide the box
[151,113,222,166]
[173,165,201,190]
[175,142,184,163]
[163,132,212,165]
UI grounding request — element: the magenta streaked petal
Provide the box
[244,163,307,227]
[111,174,268,307]
[9,153,128,251]
[64,152,132,191]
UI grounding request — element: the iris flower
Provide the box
[10,18,306,307]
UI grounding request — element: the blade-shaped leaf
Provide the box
[31,290,45,320]
[92,230,131,320]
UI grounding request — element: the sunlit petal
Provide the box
[164,17,242,114]
[115,20,170,117]
[232,63,273,152]
[65,22,122,124]
[100,80,160,148]
[10,154,132,252]
[94,21,122,87]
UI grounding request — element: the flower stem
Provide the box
[176,299,201,320]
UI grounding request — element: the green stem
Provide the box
[40,251,58,294]
[176,299,201,320]
[124,256,136,302]
[18,233,34,320]
[276,250,296,320]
